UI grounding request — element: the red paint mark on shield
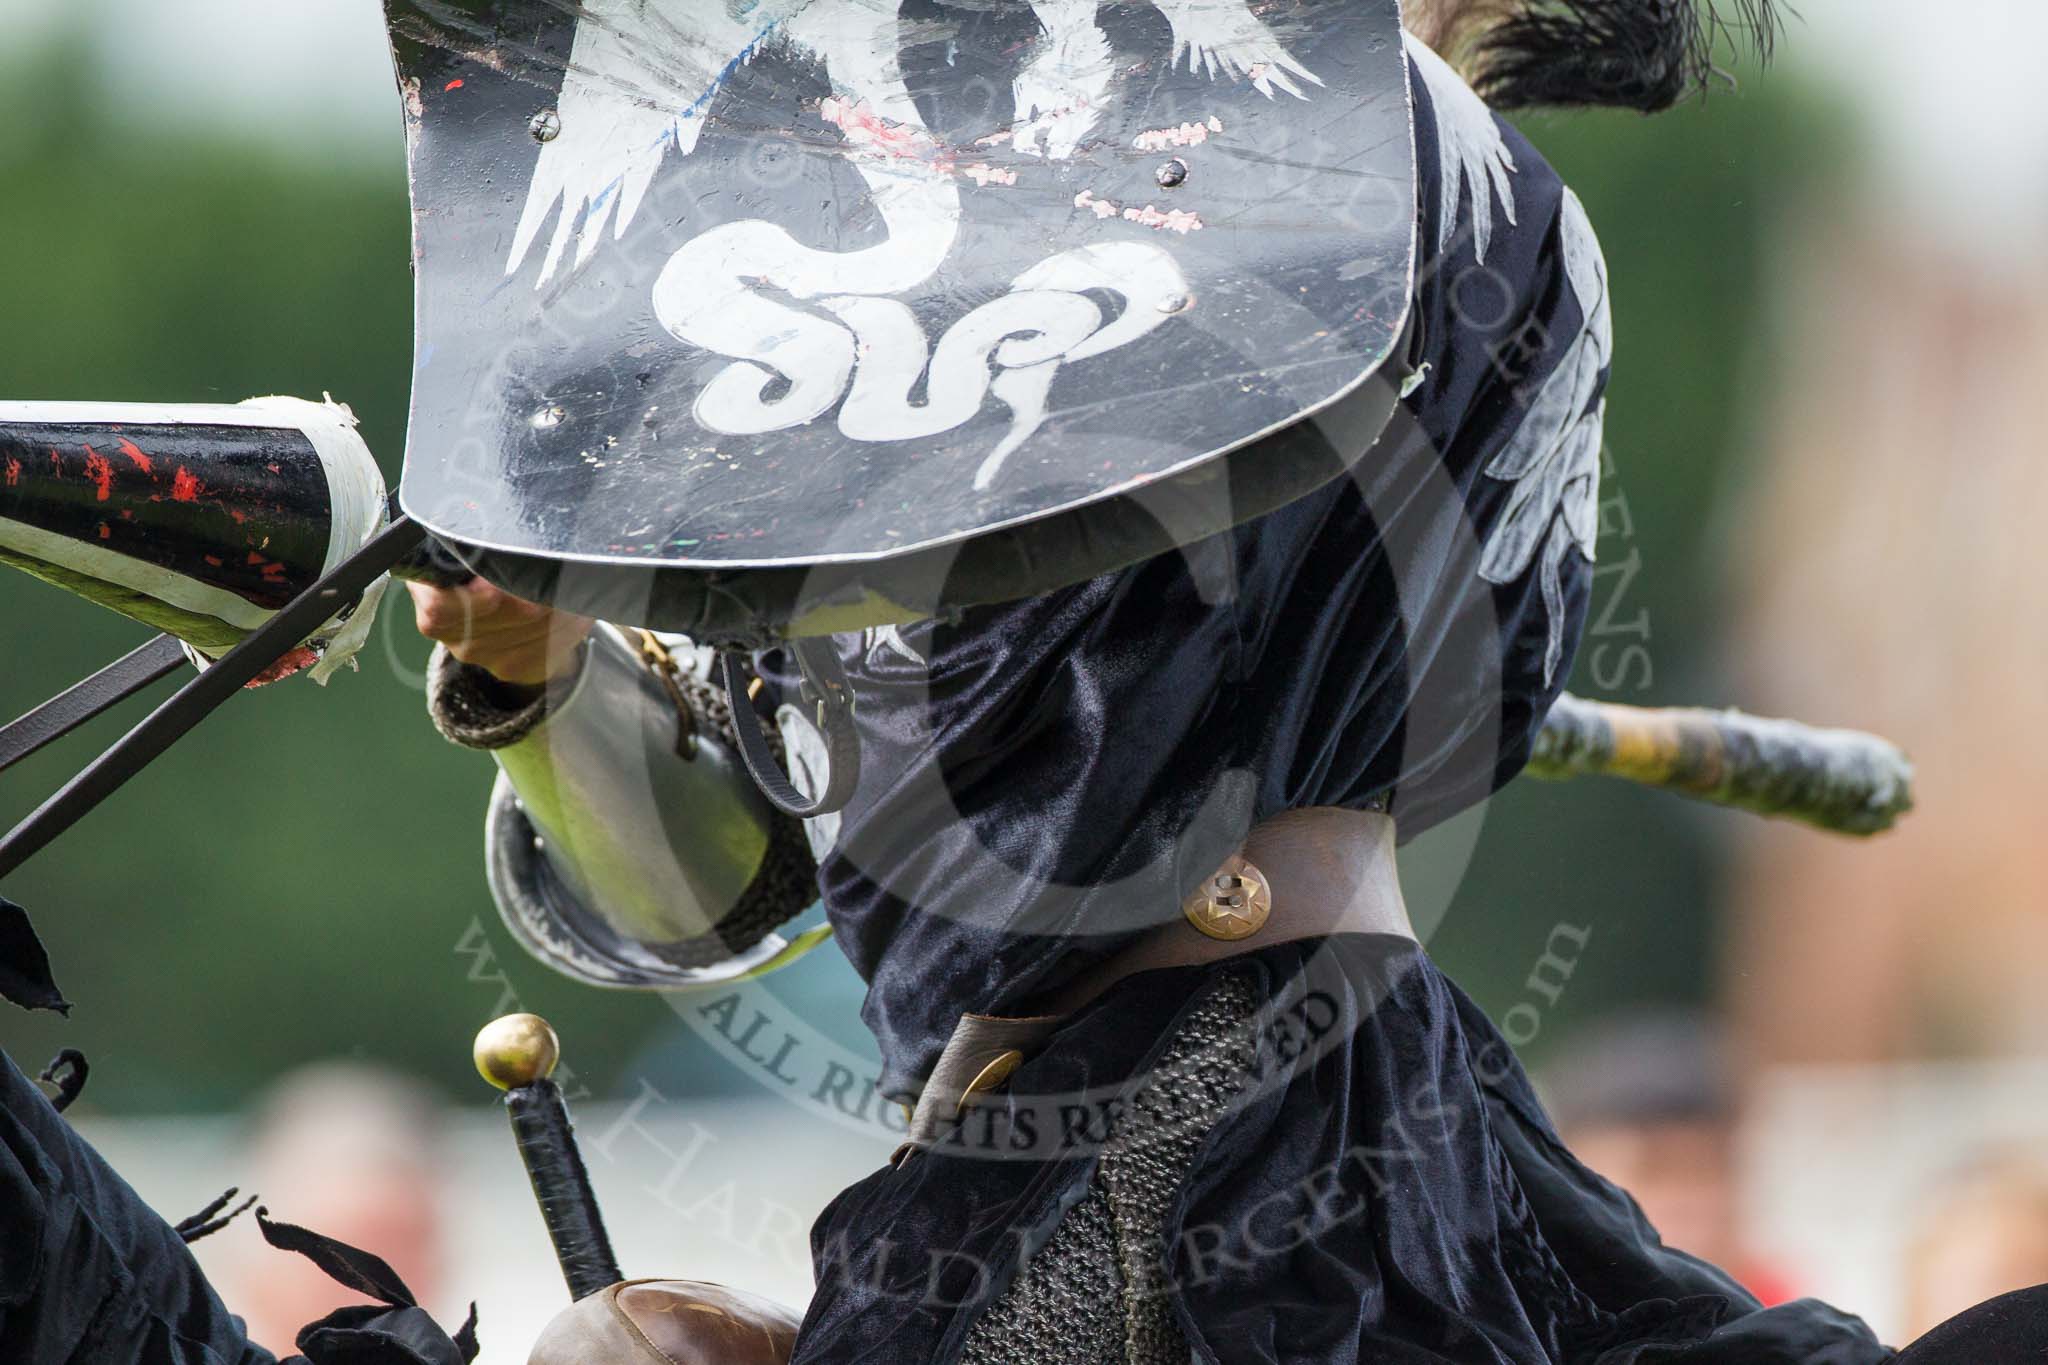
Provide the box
[171,467,204,502]
[820,96,955,170]
[82,446,114,502]
[4,457,18,487]
[116,438,153,474]
[444,79,465,92]
[97,523,111,540]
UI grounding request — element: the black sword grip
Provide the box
[505,1078,623,1301]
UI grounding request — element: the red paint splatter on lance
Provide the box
[82,446,114,502]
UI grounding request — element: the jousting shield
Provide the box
[385,0,1416,643]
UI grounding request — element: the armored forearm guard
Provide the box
[429,625,819,990]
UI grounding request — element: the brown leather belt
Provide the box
[899,806,1406,1160]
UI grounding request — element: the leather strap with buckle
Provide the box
[721,641,861,820]
[895,1014,1062,1165]
[631,629,701,761]
[893,806,1406,1164]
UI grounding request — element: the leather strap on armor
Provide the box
[895,806,1406,1162]
[721,640,861,819]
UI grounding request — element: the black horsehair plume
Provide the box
[1465,0,1786,113]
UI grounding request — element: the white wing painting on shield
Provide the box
[506,0,1322,492]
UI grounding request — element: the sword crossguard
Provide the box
[473,1014,624,1302]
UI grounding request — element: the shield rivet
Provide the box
[1156,157,1188,189]
[1184,856,1272,942]
[529,108,562,143]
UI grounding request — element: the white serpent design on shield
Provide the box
[507,0,1317,489]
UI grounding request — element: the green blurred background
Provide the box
[0,12,1836,1115]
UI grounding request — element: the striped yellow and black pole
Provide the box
[1528,694,1915,837]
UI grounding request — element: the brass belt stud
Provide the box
[956,1050,1025,1118]
[1184,855,1272,942]
[634,628,701,760]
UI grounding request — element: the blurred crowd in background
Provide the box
[2,0,2045,1355]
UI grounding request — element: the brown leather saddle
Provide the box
[528,1280,800,1365]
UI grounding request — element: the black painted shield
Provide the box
[386,0,1414,627]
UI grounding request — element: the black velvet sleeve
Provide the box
[0,1046,476,1365]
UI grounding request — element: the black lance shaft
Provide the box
[473,1014,623,1301]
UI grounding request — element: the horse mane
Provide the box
[1406,0,1783,113]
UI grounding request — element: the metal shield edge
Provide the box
[454,350,1411,647]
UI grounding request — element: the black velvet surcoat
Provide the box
[779,40,1901,1365]
[784,39,1600,1108]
